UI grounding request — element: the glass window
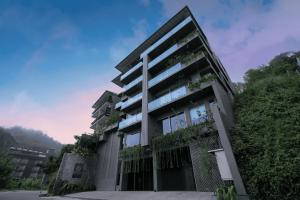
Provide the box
[190,104,207,125]
[171,113,187,132]
[126,132,140,147]
[162,112,187,135]
[162,118,172,135]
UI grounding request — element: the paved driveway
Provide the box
[0,190,46,200]
[49,191,214,200]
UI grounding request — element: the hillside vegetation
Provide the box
[232,52,300,200]
[0,126,61,153]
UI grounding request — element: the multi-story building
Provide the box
[110,6,247,198]
[55,6,248,199]
[9,147,50,179]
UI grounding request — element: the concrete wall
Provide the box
[95,132,120,191]
[55,153,96,186]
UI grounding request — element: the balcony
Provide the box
[119,113,142,130]
[148,86,187,111]
[120,61,143,82]
[148,63,181,88]
[123,75,143,92]
[148,44,177,69]
[148,31,200,71]
[115,101,122,110]
[141,16,193,57]
[121,93,142,110]
[148,51,205,90]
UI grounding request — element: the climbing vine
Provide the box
[188,74,217,91]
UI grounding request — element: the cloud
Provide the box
[160,0,300,81]
[0,77,121,144]
[110,19,148,65]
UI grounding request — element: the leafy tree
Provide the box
[0,154,14,189]
[232,52,300,200]
[74,133,98,156]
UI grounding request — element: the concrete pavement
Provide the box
[46,191,215,200]
[0,190,46,200]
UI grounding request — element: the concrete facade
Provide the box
[111,6,248,198]
[55,6,248,199]
[54,153,96,186]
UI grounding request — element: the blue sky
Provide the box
[0,0,299,143]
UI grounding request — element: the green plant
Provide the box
[6,178,43,190]
[74,133,98,156]
[216,186,238,200]
[232,51,300,200]
[188,74,217,91]
[0,154,14,189]
[58,181,95,195]
[152,118,215,152]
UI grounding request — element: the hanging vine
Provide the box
[188,74,217,91]
[119,145,152,174]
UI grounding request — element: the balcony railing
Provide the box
[119,113,142,130]
[141,16,192,57]
[148,63,181,87]
[120,61,143,81]
[123,75,143,91]
[148,44,177,69]
[148,86,187,111]
[121,93,142,110]
[115,101,123,109]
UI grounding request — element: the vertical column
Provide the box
[211,104,248,199]
[141,55,149,146]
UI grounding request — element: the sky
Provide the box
[0,0,299,144]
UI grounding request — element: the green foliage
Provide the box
[7,178,42,190]
[105,111,120,126]
[57,181,95,195]
[232,52,300,200]
[216,186,238,200]
[188,74,217,91]
[47,173,57,195]
[74,133,97,157]
[42,144,74,175]
[152,119,214,152]
[119,145,144,160]
[0,154,14,189]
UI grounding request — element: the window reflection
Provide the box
[190,104,207,125]
[162,112,187,135]
[125,132,140,147]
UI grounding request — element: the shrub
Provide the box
[232,52,300,200]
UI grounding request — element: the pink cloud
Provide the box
[0,83,121,144]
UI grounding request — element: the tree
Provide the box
[232,51,300,200]
[0,154,14,189]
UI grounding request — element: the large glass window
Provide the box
[162,118,172,134]
[190,104,207,125]
[125,132,140,147]
[162,112,187,135]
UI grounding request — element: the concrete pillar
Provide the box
[152,151,158,191]
[211,104,248,199]
[141,55,149,146]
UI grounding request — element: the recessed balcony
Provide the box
[148,51,206,90]
[115,101,123,110]
[119,113,142,131]
[123,75,143,94]
[121,92,142,111]
[120,61,143,83]
[148,33,201,72]
[148,78,216,115]
[148,86,187,112]
[141,16,193,57]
